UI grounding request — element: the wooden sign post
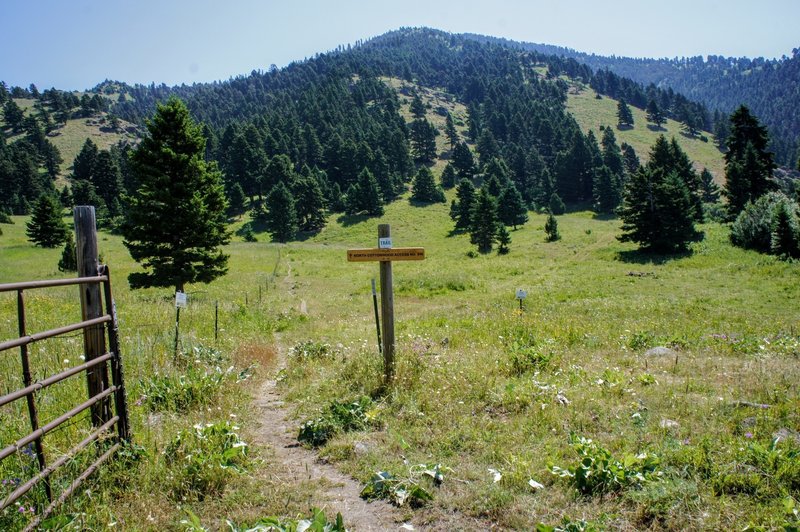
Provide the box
[347,224,425,382]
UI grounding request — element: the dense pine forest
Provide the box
[1,27,798,252]
[465,32,800,166]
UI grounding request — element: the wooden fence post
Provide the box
[74,206,111,426]
[378,224,395,381]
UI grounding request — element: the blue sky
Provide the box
[2,0,799,90]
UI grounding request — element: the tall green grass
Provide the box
[1,182,799,529]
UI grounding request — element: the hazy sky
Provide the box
[3,0,799,90]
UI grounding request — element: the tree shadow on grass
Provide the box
[647,124,667,132]
[592,212,619,221]
[616,247,693,265]
[446,227,468,238]
[293,228,323,242]
[408,198,446,208]
[235,218,268,236]
[336,213,372,227]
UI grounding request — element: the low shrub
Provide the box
[298,396,378,447]
[730,192,798,254]
[164,421,249,501]
[360,463,446,507]
[139,366,232,413]
[508,341,553,375]
[290,340,334,361]
[183,507,346,532]
[551,435,661,496]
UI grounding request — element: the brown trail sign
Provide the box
[347,224,424,382]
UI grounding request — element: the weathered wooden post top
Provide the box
[347,224,424,381]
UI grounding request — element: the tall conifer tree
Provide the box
[411,166,446,203]
[723,106,776,218]
[345,168,384,216]
[264,182,298,242]
[497,185,528,229]
[123,97,230,292]
[450,178,476,230]
[26,194,68,248]
[469,188,500,253]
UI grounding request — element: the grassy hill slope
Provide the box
[4,97,139,183]
[566,85,726,182]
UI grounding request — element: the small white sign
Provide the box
[175,291,188,308]
[516,289,528,300]
[378,237,393,249]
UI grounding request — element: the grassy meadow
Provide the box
[566,85,727,182]
[1,184,799,530]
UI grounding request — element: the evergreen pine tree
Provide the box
[700,168,721,203]
[410,119,437,163]
[555,129,594,203]
[444,113,459,151]
[497,184,528,229]
[451,142,476,180]
[92,150,124,216]
[593,165,622,214]
[496,224,511,254]
[58,236,77,272]
[441,163,457,189]
[618,167,701,252]
[601,127,625,177]
[476,129,500,168]
[616,99,634,129]
[714,115,730,151]
[26,194,69,247]
[723,106,777,218]
[410,92,426,119]
[292,175,327,231]
[549,192,566,215]
[411,166,446,203]
[264,181,298,242]
[770,200,800,258]
[3,100,25,132]
[263,154,296,192]
[621,143,640,176]
[345,168,384,216]
[42,141,62,180]
[484,157,511,187]
[469,188,499,253]
[60,186,73,208]
[123,97,230,292]
[450,178,476,230]
[484,174,504,198]
[328,182,345,213]
[646,99,666,128]
[226,182,247,218]
[544,212,561,242]
[71,179,108,221]
[668,138,704,221]
[72,139,98,182]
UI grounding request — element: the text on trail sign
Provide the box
[347,248,425,262]
[379,237,393,249]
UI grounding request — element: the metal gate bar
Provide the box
[0,268,130,524]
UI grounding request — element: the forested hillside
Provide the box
[89,28,720,224]
[1,27,785,235]
[464,33,800,166]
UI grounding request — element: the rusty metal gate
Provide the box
[0,265,130,530]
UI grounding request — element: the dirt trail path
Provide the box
[250,253,408,531]
[252,369,408,531]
